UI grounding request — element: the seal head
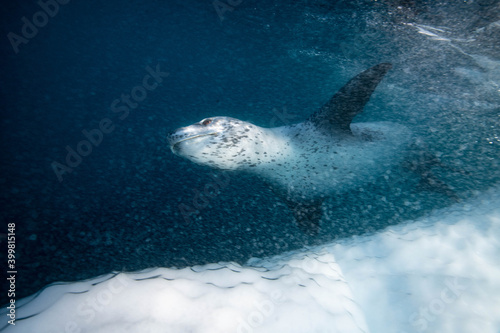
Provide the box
[169,116,274,170]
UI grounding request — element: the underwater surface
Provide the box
[1,0,499,332]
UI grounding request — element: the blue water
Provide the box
[1,0,499,306]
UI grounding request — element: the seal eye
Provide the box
[202,119,212,126]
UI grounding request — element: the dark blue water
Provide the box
[1,0,499,305]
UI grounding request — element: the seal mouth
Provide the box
[170,132,218,149]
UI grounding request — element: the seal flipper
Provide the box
[405,149,461,202]
[308,63,393,134]
[417,176,459,202]
[265,182,323,235]
[283,198,324,235]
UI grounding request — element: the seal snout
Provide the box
[167,129,183,147]
[167,125,219,152]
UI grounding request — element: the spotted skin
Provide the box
[169,117,413,203]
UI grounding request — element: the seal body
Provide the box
[169,64,416,233]
[254,121,412,201]
[170,118,412,201]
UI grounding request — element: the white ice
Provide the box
[2,186,500,333]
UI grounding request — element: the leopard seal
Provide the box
[168,64,418,233]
